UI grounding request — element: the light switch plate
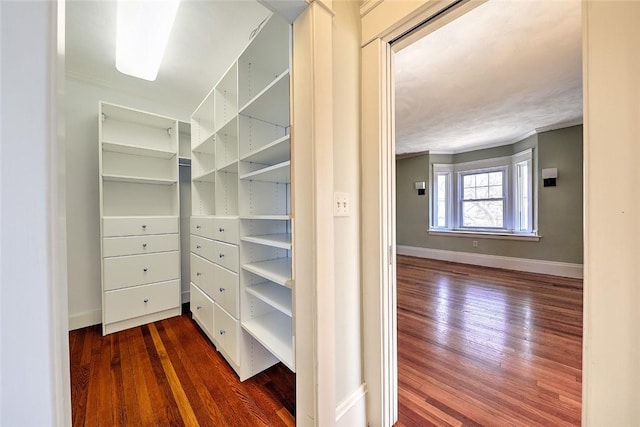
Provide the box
[334,192,349,217]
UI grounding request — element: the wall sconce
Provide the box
[542,168,558,187]
[415,181,426,195]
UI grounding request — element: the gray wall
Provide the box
[396,126,583,264]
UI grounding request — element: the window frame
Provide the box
[430,149,535,236]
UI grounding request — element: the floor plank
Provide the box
[70,313,295,426]
[396,256,582,427]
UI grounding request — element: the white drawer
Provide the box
[190,283,215,340]
[213,264,239,317]
[212,240,238,272]
[190,253,216,297]
[103,234,179,257]
[190,235,216,263]
[103,216,178,237]
[213,217,239,245]
[214,304,239,365]
[103,251,179,291]
[103,279,179,325]
[191,216,215,239]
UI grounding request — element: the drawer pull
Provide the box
[142,225,147,229]
[143,298,149,303]
[143,268,148,272]
[196,272,202,276]
[196,305,202,311]
[142,243,147,248]
[219,330,226,335]
[219,287,225,292]
[219,253,225,258]
[219,228,225,232]
[196,225,201,229]
[196,245,201,249]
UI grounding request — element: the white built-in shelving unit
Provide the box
[99,102,181,335]
[189,13,293,379]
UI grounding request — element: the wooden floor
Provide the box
[69,311,295,427]
[395,256,583,427]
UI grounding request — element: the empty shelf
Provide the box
[217,160,239,173]
[242,233,291,250]
[102,174,177,185]
[102,142,176,159]
[239,71,290,127]
[242,311,293,371]
[246,282,292,316]
[242,258,291,287]
[240,161,290,183]
[193,169,216,182]
[240,215,290,221]
[240,135,290,165]
[192,133,215,154]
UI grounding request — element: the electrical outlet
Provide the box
[334,192,349,217]
[472,240,478,248]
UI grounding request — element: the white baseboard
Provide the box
[181,290,190,303]
[68,309,101,331]
[397,245,583,279]
[336,383,367,427]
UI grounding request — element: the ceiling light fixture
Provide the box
[116,0,181,81]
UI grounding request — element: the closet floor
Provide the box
[69,310,295,427]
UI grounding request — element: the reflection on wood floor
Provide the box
[395,256,582,427]
[69,312,295,427]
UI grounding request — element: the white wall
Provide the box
[66,78,190,329]
[1,1,70,424]
[582,1,640,424]
[333,0,363,412]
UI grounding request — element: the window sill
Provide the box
[428,229,541,241]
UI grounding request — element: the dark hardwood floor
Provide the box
[69,311,295,427]
[396,256,583,427]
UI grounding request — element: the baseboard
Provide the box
[68,309,101,331]
[397,245,583,279]
[181,290,190,303]
[336,383,367,427]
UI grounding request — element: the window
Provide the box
[431,149,534,235]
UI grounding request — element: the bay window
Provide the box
[431,149,534,235]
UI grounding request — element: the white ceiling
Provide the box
[394,0,582,155]
[66,0,273,114]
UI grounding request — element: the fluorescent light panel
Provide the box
[116,0,181,81]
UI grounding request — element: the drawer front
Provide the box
[103,216,178,237]
[190,253,216,298]
[190,283,215,339]
[212,241,239,272]
[190,235,216,263]
[104,279,179,324]
[191,216,215,239]
[214,264,239,318]
[213,218,239,245]
[214,304,239,365]
[103,234,179,257]
[103,251,179,291]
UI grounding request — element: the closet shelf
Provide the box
[240,215,290,221]
[242,258,291,287]
[217,159,239,173]
[239,71,290,128]
[192,169,216,182]
[102,141,176,159]
[246,282,292,317]
[240,161,290,183]
[102,174,177,185]
[242,312,294,371]
[215,116,238,136]
[240,135,290,166]
[241,233,291,250]
[192,133,215,154]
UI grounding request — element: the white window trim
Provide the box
[430,149,537,238]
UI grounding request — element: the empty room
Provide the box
[393,0,584,425]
